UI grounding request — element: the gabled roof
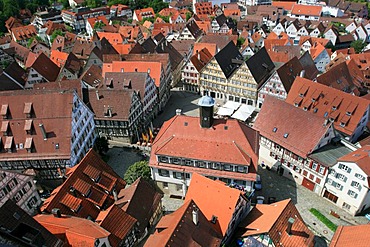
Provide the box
[149,115,259,181]
[200,33,238,50]
[285,77,370,137]
[317,61,361,95]
[190,48,213,72]
[80,64,103,88]
[214,41,243,79]
[0,200,64,247]
[185,173,246,236]
[144,199,222,247]
[61,52,83,75]
[193,42,217,56]
[11,24,37,41]
[0,62,26,90]
[299,51,319,80]
[50,50,68,67]
[41,149,126,219]
[291,4,322,16]
[254,95,331,158]
[88,88,137,120]
[97,32,123,45]
[71,39,95,60]
[276,56,303,93]
[238,199,314,247]
[30,53,60,82]
[96,205,137,247]
[34,214,110,246]
[134,7,155,22]
[8,40,30,63]
[116,177,163,236]
[337,145,370,176]
[247,47,275,86]
[330,224,370,247]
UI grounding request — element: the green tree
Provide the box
[124,160,151,184]
[237,37,246,48]
[94,21,106,29]
[185,12,192,21]
[94,136,109,155]
[351,39,366,53]
[83,0,102,8]
[50,29,64,44]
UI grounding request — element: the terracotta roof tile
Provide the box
[190,47,213,72]
[11,24,37,41]
[330,224,370,247]
[338,145,370,176]
[185,173,245,236]
[254,95,331,158]
[41,149,126,220]
[144,199,222,247]
[291,4,322,16]
[238,199,314,247]
[134,7,155,22]
[30,53,60,82]
[285,77,370,138]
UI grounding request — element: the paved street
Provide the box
[255,166,369,242]
[153,89,202,128]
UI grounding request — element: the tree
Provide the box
[94,136,109,155]
[351,39,366,53]
[124,160,151,184]
[237,37,246,48]
[94,21,106,30]
[185,12,192,21]
[50,29,64,44]
[83,0,102,8]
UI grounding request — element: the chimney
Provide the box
[39,123,47,140]
[113,189,118,202]
[95,90,100,100]
[286,217,295,235]
[192,207,199,225]
[52,208,61,218]
[323,119,329,126]
[300,70,305,78]
[197,50,200,60]
[107,106,112,117]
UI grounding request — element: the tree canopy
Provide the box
[94,136,109,155]
[351,39,366,53]
[124,160,151,184]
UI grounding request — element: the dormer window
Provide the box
[299,93,304,97]
[303,107,308,111]
[4,136,13,153]
[24,119,34,135]
[25,137,33,153]
[283,133,289,138]
[24,103,33,118]
[332,106,337,111]
[273,127,278,132]
[1,121,10,136]
[340,122,346,127]
[1,104,9,119]
[346,111,351,116]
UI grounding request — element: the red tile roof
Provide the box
[30,53,60,82]
[150,115,259,178]
[11,24,37,41]
[116,177,163,237]
[337,145,370,176]
[96,205,137,247]
[144,199,222,247]
[291,4,322,16]
[239,199,315,247]
[50,50,68,67]
[330,224,370,247]
[96,32,123,45]
[285,77,370,137]
[41,149,126,220]
[272,1,295,11]
[254,95,331,158]
[103,61,162,87]
[134,7,155,22]
[0,90,77,161]
[185,173,246,236]
[35,214,110,246]
[190,47,213,72]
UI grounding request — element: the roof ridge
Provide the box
[152,115,179,146]
[155,135,175,154]
[232,140,252,164]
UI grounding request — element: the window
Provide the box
[347,190,358,198]
[336,173,347,182]
[355,173,365,180]
[335,182,343,190]
[319,166,325,175]
[176,184,182,191]
[8,178,18,190]
[158,169,169,177]
[312,163,317,170]
[330,170,336,176]
[351,181,361,190]
[163,182,168,189]
[237,166,245,173]
[27,196,38,209]
[338,163,351,173]
[342,202,351,210]
[159,156,168,163]
[174,172,184,179]
[224,164,231,171]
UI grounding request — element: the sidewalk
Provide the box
[256,166,369,242]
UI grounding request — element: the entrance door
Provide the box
[323,190,338,203]
[302,178,315,191]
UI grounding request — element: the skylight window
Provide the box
[283,133,289,138]
[273,127,277,132]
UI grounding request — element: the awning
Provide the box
[217,107,234,116]
[223,101,241,110]
[232,105,255,121]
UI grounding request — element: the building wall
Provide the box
[314,50,330,73]
[0,171,41,215]
[25,69,45,88]
[325,161,369,215]
[350,105,370,143]
[95,237,111,247]
[70,93,96,166]
[178,27,195,40]
[182,60,200,93]
[257,72,286,108]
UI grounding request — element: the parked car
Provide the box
[254,175,262,190]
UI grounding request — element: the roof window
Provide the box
[273,127,277,132]
[283,133,289,138]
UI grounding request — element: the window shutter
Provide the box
[344,176,347,182]
[340,185,343,191]
[309,161,313,168]
[332,181,337,187]
[347,190,351,196]
[354,193,358,199]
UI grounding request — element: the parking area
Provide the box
[255,166,369,241]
